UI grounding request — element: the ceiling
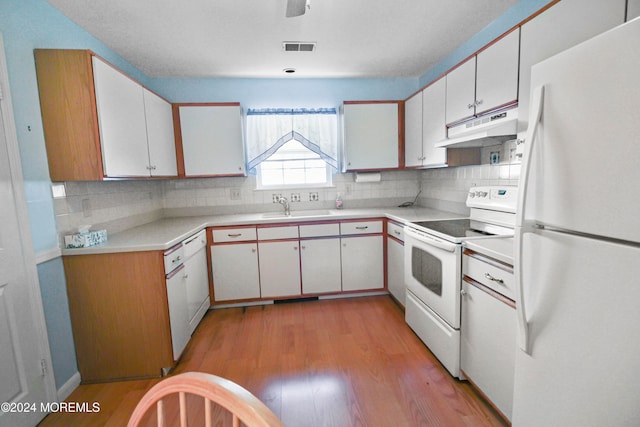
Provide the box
[45,0,518,79]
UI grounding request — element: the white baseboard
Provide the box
[57,371,81,401]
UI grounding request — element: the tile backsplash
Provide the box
[53,148,520,245]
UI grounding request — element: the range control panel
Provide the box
[466,186,519,213]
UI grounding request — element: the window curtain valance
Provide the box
[245,108,338,174]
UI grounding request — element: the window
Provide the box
[246,108,338,189]
[257,139,332,188]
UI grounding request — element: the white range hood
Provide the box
[437,108,518,148]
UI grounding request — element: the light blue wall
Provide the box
[149,77,417,107]
[0,0,155,390]
[419,0,555,88]
[0,0,552,392]
[36,258,76,390]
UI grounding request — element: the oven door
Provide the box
[404,226,461,329]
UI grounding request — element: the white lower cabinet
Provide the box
[461,279,516,420]
[210,220,384,302]
[210,243,260,301]
[258,241,302,298]
[341,235,384,291]
[300,238,342,294]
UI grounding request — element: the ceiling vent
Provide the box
[283,42,316,52]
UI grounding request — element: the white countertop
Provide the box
[464,237,515,266]
[62,206,461,255]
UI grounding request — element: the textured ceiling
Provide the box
[46,0,518,78]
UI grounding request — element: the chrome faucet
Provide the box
[277,196,291,216]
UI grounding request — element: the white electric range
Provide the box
[403,185,518,378]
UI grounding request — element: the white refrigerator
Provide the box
[513,17,640,427]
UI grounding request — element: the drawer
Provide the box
[387,221,404,241]
[211,226,257,243]
[340,220,383,235]
[299,223,340,238]
[257,225,299,240]
[164,244,184,275]
[463,253,514,300]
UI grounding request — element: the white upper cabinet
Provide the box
[421,77,447,167]
[143,88,177,177]
[518,0,626,134]
[93,56,149,177]
[92,56,177,177]
[177,104,245,177]
[404,91,423,168]
[405,77,447,168]
[446,28,520,125]
[475,28,520,115]
[445,57,477,125]
[343,102,400,171]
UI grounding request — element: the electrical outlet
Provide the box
[291,193,301,202]
[309,192,319,202]
[230,189,241,200]
[272,193,282,203]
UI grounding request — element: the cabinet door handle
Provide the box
[293,246,298,251]
[475,99,483,106]
[251,248,256,253]
[467,103,475,109]
[183,274,189,279]
[301,245,306,250]
[484,272,504,284]
[460,289,467,296]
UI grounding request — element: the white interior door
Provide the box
[0,35,56,426]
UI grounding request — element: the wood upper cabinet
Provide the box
[34,49,103,181]
[34,49,177,180]
[446,28,520,125]
[174,104,245,177]
[342,101,401,171]
[405,77,447,168]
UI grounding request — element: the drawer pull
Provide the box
[227,233,242,238]
[355,226,369,230]
[172,256,182,263]
[484,272,504,284]
[394,230,401,235]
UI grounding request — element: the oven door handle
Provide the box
[405,228,457,253]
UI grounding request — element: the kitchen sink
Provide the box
[261,209,333,219]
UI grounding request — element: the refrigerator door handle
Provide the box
[516,84,545,229]
[515,84,545,355]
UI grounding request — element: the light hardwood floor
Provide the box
[39,296,507,426]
